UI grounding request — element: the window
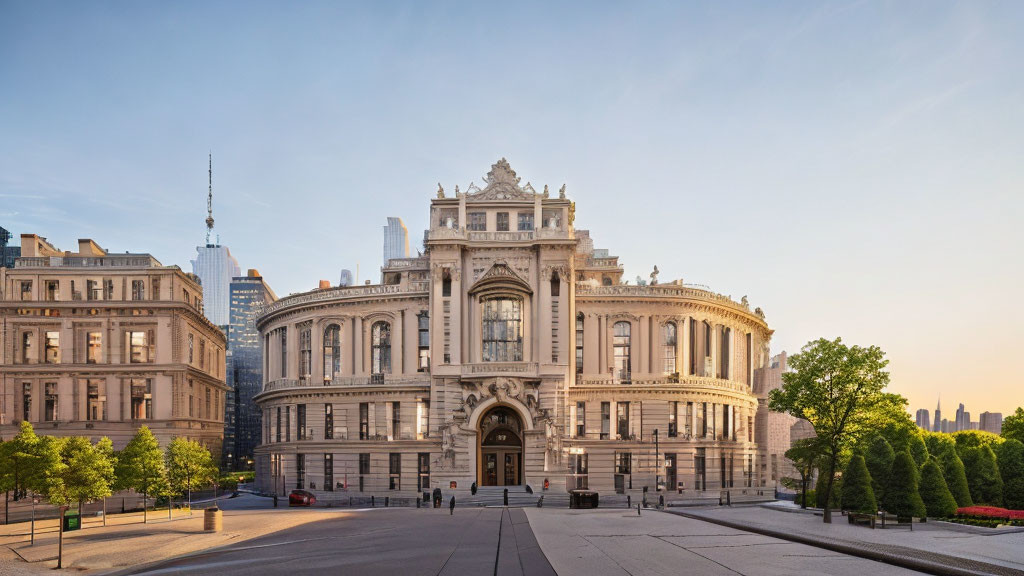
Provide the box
[689,319,697,375]
[613,321,631,381]
[417,312,430,371]
[616,402,630,439]
[576,402,586,437]
[183,289,190,306]
[668,401,678,437]
[188,379,194,417]
[45,280,59,301]
[285,406,291,441]
[721,455,728,489]
[44,331,60,364]
[614,451,632,475]
[359,403,370,440]
[87,280,100,301]
[131,280,145,300]
[699,402,708,438]
[496,212,509,231]
[389,453,401,490]
[684,402,693,438]
[86,380,106,421]
[280,328,287,378]
[325,404,334,439]
[467,212,486,231]
[199,339,206,369]
[695,448,707,491]
[719,326,731,378]
[575,313,584,374]
[517,212,534,231]
[663,322,677,374]
[20,280,32,301]
[417,399,430,439]
[299,324,312,382]
[703,321,712,373]
[188,334,194,364]
[296,454,305,489]
[442,274,451,297]
[205,387,212,419]
[151,277,160,300]
[745,333,752,386]
[297,404,307,440]
[324,454,334,491]
[103,278,114,300]
[371,322,391,376]
[128,331,152,363]
[359,453,370,492]
[323,324,341,381]
[482,298,522,362]
[391,401,400,440]
[600,402,610,439]
[131,379,152,419]
[722,404,730,441]
[276,406,282,442]
[87,332,102,363]
[418,453,430,491]
[22,382,32,421]
[44,382,58,421]
[21,332,34,363]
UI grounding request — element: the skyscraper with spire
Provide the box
[933,398,941,433]
[191,154,240,328]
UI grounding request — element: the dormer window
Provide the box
[496,212,509,232]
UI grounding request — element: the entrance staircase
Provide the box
[454,485,571,508]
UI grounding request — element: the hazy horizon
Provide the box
[2,1,1021,418]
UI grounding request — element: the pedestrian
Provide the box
[449,495,455,515]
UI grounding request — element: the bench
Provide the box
[879,514,914,530]
[848,513,876,528]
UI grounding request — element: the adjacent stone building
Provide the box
[0,235,228,457]
[253,159,772,499]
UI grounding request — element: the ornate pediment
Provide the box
[468,261,533,295]
[466,158,536,202]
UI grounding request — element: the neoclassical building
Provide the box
[253,159,772,499]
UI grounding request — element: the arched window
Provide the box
[323,324,341,381]
[663,322,677,374]
[482,298,522,362]
[613,321,631,382]
[575,313,585,374]
[371,321,391,375]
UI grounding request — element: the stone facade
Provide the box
[253,160,773,500]
[0,235,228,457]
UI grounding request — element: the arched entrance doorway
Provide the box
[478,405,524,486]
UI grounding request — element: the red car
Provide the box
[289,489,317,507]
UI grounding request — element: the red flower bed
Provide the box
[956,506,1024,520]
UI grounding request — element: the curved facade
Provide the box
[253,159,772,499]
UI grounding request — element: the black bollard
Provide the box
[637,503,641,516]
[417,497,421,508]
[274,495,278,508]
[627,495,631,509]
[659,494,665,509]
[371,495,375,508]
[449,495,456,515]
[503,488,509,506]
[385,496,389,507]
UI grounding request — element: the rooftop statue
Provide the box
[437,182,445,199]
[650,265,660,285]
[559,183,566,199]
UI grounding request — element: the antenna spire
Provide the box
[205,153,215,244]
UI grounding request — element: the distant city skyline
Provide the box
[2,2,1022,416]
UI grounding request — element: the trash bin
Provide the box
[62,512,81,532]
[569,490,599,509]
[204,507,223,532]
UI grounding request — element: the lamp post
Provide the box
[30,495,38,545]
[654,429,660,492]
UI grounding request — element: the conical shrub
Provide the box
[865,435,895,504]
[882,450,926,519]
[840,455,876,514]
[919,457,957,518]
[964,445,1003,506]
[995,439,1024,510]
[941,450,973,508]
[909,435,929,467]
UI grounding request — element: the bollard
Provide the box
[503,488,509,506]
[204,507,223,532]
[385,496,389,508]
[726,491,731,506]
[637,503,641,516]
[659,494,665,509]
[274,495,278,508]
[449,495,455,515]
[417,497,421,508]
[627,495,631,509]
[349,497,352,507]
[371,495,375,507]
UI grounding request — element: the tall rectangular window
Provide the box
[719,327,731,379]
[389,453,401,490]
[199,339,206,369]
[87,280,100,301]
[44,280,59,301]
[87,332,102,363]
[130,379,152,419]
[205,388,211,419]
[131,280,145,300]
[150,277,160,300]
[689,319,697,375]
[276,406,282,442]
[517,212,534,231]
[86,379,106,421]
[297,404,307,440]
[576,402,586,437]
[324,454,334,491]
[103,278,114,300]
[616,402,630,439]
[417,399,430,439]
[23,382,32,421]
[600,402,610,439]
[296,454,305,489]
[44,382,58,421]
[722,404,730,441]
[20,280,33,301]
[359,453,370,492]
[684,402,693,438]
[44,331,60,364]
[467,212,486,231]
[699,402,707,438]
[496,212,509,231]
[324,404,334,439]
[695,448,707,491]
[418,453,430,491]
[280,328,287,378]
[21,332,34,364]
[359,403,369,440]
[391,401,401,440]
[663,322,677,374]
[745,333,752,386]
[613,321,631,382]
[668,401,678,437]
[575,314,584,374]
[418,312,430,371]
[298,324,312,382]
[128,331,152,363]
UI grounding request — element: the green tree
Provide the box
[0,422,59,501]
[923,432,956,462]
[882,450,926,519]
[994,439,1024,510]
[815,467,843,509]
[840,454,876,514]
[768,338,907,523]
[1002,408,1024,445]
[784,438,822,510]
[919,456,957,518]
[940,450,973,508]
[961,445,1003,506]
[165,438,217,508]
[43,437,116,513]
[908,434,928,467]
[953,430,1004,457]
[114,427,168,523]
[864,435,895,504]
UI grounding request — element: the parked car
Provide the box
[289,489,316,507]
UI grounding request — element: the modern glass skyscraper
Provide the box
[224,269,277,469]
[383,217,410,266]
[191,243,241,327]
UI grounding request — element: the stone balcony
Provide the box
[427,227,572,243]
[260,375,429,394]
[459,361,540,378]
[574,374,751,395]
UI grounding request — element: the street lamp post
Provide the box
[30,495,38,545]
[654,429,660,492]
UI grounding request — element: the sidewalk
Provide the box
[670,505,1024,576]
[0,494,337,574]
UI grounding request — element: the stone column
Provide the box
[394,310,404,375]
[598,315,606,374]
[451,267,462,364]
[353,317,363,375]
[638,316,648,375]
[539,267,552,364]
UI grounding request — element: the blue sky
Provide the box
[2,1,1022,417]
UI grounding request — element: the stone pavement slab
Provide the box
[525,507,925,576]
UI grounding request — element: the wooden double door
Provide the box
[482,449,521,486]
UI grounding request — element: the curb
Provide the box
[664,509,1011,576]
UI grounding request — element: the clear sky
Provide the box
[2,1,1022,418]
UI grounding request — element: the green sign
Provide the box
[63,512,81,532]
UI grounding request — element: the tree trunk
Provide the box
[143,491,147,524]
[823,456,837,524]
[4,490,8,525]
[800,472,808,509]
